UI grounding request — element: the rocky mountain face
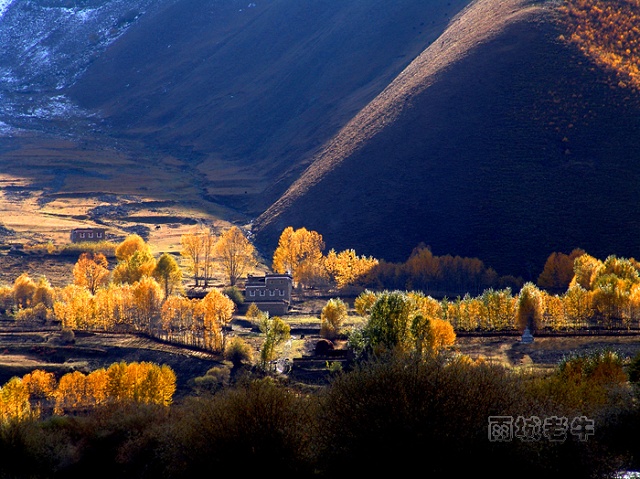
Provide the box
[1,0,640,280]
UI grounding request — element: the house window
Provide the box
[279,290,285,296]
[89,232,93,238]
[97,232,102,238]
[80,233,85,238]
[260,290,265,296]
[269,290,275,296]
[249,290,255,297]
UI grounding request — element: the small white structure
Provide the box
[70,227,107,243]
[521,327,534,344]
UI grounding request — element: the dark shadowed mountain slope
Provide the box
[67,0,473,213]
[252,0,640,280]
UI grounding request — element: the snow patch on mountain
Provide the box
[0,0,13,19]
[0,0,173,135]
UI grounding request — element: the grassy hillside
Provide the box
[66,0,473,213]
[253,0,640,280]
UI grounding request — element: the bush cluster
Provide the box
[0,352,636,479]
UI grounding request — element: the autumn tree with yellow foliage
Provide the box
[200,289,236,352]
[0,377,31,424]
[320,297,348,340]
[324,248,378,289]
[214,226,257,286]
[180,226,216,287]
[132,275,164,333]
[272,226,326,287]
[516,282,545,333]
[112,234,157,285]
[160,295,200,345]
[12,272,37,309]
[73,252,110,294]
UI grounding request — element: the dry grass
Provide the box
[0,131,251,258]
[453,333,640,373]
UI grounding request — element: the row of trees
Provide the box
[7,233,640,340]
[0,233,238,353]
[361,243,525,296]
[7,223,640,348]
[180,225,257,287]
[0,362,176,423]
[349,250,640,333]
[270,228,526,295]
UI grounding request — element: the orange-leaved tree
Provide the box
[73,252,110,294]
[537,249,585,293]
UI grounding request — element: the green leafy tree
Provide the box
[153,253,183,299]
[363,290,415,355]
[224,336,254,368]
[259,316,291,368]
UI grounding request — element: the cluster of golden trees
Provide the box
[0,362,176,423]
[0,233,237,352]
[5,222,640,348]
[355,251,640,333]
[359,243,524,296]
[559,0,640,90]
[271,226,380,289]
[180,225,256,287]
